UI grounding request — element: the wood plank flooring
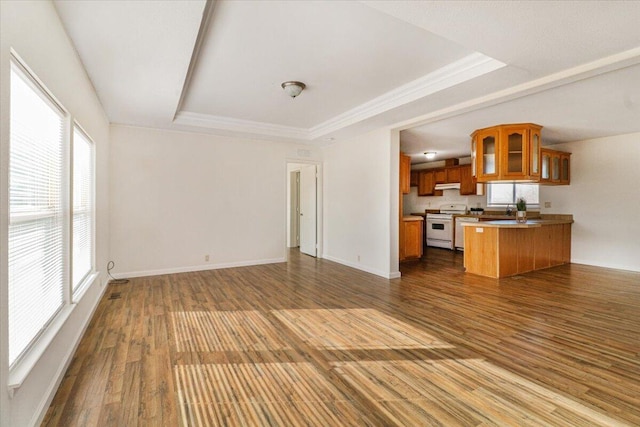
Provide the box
[43,248,640,426]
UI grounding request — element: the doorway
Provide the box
[287,162,320,258]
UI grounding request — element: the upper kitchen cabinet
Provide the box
[417,170,443,196]
[471,123,542,182]
[459,164,483,195]
[471,126,500,181]
[400,152,411,194]
[540,148,571,185]
[410,170,419,187]
[446,166,461,184]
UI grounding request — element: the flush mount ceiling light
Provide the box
[424,152,437,160]
[281,81,306,98]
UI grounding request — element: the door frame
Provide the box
[289,170,300,248]
[286,160,323,261]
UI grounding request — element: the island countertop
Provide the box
[462,218,573,228]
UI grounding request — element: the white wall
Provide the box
[540,133,640,272]
[109,125,322,277]
[322,128,399,278]
[403,187,487,215]
[0,1,110,425]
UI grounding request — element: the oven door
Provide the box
[426,217,453,249]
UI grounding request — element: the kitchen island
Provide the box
[462,217,573,278]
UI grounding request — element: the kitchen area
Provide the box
[400,123,573,278]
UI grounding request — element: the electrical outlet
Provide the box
[205,254,210,262]
[544,202,551,208]
[357,255,361,262]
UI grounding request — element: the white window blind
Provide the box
[72,126,94,294]
[9,62,66,367]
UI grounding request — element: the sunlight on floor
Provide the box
[333,358,627,427]
[174,362,368,426]
[272,308,453,350]
[171,308,629,426]
[171,311,291,352]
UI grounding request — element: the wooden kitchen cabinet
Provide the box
[401,218,423,260]
[471,123,542,182]
[434,169,446,183]
[533,224,568,269]
[464,221,572,278]
[410,170,419,187]
[472,127,500,181]
[540,148,570,185]
[417,170,442,196]
[459,164,481,195]
[446,166,461,183]
[400,152,411,194]
[560,152,571,184]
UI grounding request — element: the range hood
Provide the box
[434,183,461,190]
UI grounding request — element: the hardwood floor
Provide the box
[43,248,640,426]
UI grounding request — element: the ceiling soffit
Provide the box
[174,52,505,141]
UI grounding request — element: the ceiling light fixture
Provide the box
[424,152,437,160]
[281,81,306,98]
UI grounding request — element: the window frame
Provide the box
[487,182,540,208]
[8,56,70,370]
[71,122,96,300]
[7,51,98,389]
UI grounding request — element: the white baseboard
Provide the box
[570,259,640,273]
[322,254,396,279]
[115,257,286,279]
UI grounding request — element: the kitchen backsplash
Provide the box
[403,187,487,214]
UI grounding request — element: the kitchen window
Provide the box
[8,55,97,373]
[487,183,539,207]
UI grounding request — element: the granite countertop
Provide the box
[461,218,574,228]
[403,216,424,221]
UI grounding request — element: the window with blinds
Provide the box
[72,126,94,295]
[9,61,66,367]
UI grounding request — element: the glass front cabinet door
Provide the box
[529,127,541,180]
[472,128,500,181]
[560,152,571,184]
[541,149,551,182]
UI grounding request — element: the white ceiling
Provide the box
[54,0,640,160]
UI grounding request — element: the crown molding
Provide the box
[395,46,640,131]
[172,47,640,142]
[173,111,310,140]
[172,52,503,141]
[308,52,506,139]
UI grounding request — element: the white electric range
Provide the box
[426,204,467,250]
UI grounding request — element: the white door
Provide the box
[299,165,317,257]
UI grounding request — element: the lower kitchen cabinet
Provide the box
[463,220,572,278]
[401,218,423,261]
